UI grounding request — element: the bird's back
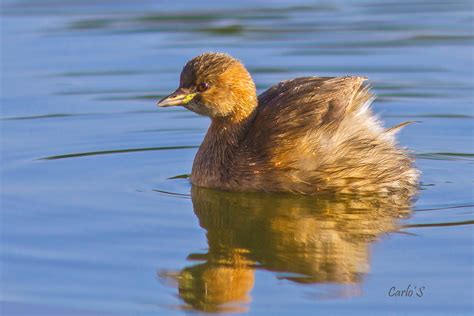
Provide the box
[230,76,419,197]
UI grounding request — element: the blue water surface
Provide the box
[1,0,473,315]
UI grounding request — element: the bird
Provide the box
[157,52,419,197]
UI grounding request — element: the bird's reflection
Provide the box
[161,186,413,313]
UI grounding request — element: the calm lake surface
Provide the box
[1,0,473,315]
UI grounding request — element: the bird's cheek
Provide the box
[183,100,213,117]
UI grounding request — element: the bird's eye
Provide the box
[197,82,210,92]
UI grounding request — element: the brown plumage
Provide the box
[158,52,419,196]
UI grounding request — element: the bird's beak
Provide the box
[157,89,196,107]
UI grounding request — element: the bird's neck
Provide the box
[207,114,254,151]
[191,111,256,187]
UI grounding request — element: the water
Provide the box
[1,0,473,315]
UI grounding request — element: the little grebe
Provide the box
[158,52,419,196]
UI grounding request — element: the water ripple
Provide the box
[415,152,474,161]
[403,219,474,229]
[39,146,198,161]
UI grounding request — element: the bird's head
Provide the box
[157,52,257,120]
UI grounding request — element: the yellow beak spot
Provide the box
[182,93,197,105]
